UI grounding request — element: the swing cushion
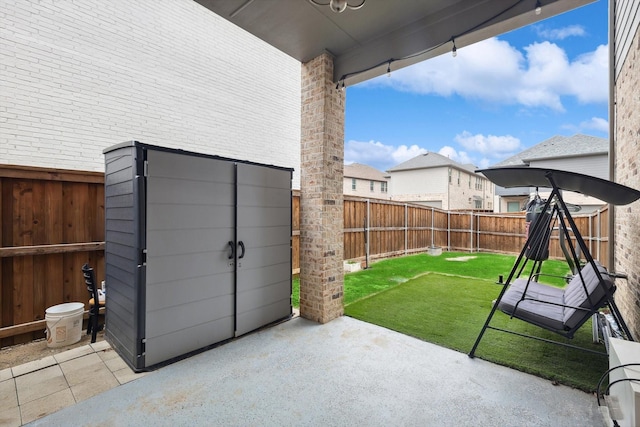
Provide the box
[498,262,614,333]
[499,279,565,331]
[563,263,614,329]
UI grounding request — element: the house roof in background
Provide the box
[344,163,387,181]
[387,151,478,174]
[493,134,607,167]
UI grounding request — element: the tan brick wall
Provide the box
[614,27,640,338]
[299,53,345,323]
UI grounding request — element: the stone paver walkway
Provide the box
[0,340,148,426]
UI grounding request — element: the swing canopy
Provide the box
[478,166,640,205]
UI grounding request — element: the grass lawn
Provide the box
[292,251,569,308]
[293,252,609,392]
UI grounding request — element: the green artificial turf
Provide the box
[292,252,608,391]
[292,252,570,308]
[344,272,608,392]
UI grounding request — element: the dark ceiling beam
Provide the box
[335,0,596,85]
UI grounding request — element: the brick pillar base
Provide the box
[299,53,344,323]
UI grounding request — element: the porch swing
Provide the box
[468,167,640,358]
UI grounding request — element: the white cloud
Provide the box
[344,139,426,171]
[534,24,586,40]
[439,146,471,163]
[580,117,609,133]
[565,45,609,104]
[392,144,428,164]
[454,131,522,156]
[344,140,394,166]
[438,146,492,169]
[345,133,521,171]
[362,37,608,111]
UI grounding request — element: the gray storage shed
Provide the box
[103,142,293,370]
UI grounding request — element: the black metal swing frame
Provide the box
[469,167,640,358]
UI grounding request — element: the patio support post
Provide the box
[299,52,345,323]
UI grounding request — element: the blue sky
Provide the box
[344,0,608,172]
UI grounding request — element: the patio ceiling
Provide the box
[197,0,595,86]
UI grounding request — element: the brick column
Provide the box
[613,26,640,339]
[299,53,344,323]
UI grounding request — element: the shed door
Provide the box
[235,163,292,336]
[144,150,235,366]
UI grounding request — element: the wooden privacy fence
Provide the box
[340,196,609,266]
[0,165,104,347]
[1,171,608,345]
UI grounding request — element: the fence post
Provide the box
[431,207,435,247]
[447,211,451,251]
[366,199,370,263]
[476,213,480,252]
[596,209,601,260]
[404,203,408,255]
[469,211,474,253]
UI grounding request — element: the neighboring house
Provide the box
[343,163,388,198]
[386,152,494,210]
[491,134,608,213]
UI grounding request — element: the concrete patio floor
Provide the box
[12,315,604,426]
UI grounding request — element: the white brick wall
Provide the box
[1,0,302,188]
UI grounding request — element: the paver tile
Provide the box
[53,344,94,364]
[104,354,129,372]
[60,353,108,387]
[90,340,110,352]
[20,388,75,424]
[70,369,119,402]
[0,405,21,427]
[0,378,18,411]
[0,367,13,382]
[113,366,149,385]
[15,365,67,405]
[11,356,56,377]
[96,347,120,363]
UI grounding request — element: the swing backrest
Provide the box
[562,262,615,330]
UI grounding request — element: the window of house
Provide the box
[448,168,452,184]
[457,170,460,185]
[351,178,356,190]
[468,175,471,189]
[475,177,483,190]
[381,182,388,193]
[370,181,374,192]
[507,201,520,212]
[474,199,482,209]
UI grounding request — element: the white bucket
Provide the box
[45,302,84,348]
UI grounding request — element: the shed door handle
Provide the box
[238,241,245,259]
[227,241,235,259]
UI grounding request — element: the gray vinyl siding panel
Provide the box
[144,150,236,366]
[615,1,640,79]
[104,146,141,370]
[529,154,608,180]
[235,163,292,336]
[142,317,235,367]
